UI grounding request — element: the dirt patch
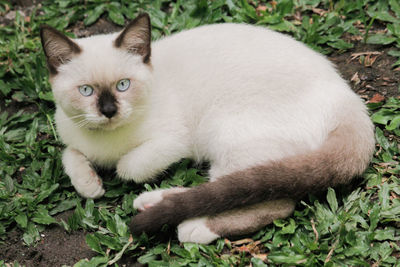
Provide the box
[331,43,400,100]
[0,98,39,116]
[0,0,42,26]
[72,18,122,38]
[0,211,96,267]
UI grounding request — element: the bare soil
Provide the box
[331,43,400,99]
[0,212,96,266]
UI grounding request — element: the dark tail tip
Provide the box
[130,204,178,235]
[129,212,155,235]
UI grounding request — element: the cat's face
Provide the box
[41,14,152,130]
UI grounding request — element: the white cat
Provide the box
[40,13,374,244]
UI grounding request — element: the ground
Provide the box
[1,1,400,266]
[1,212,96,266]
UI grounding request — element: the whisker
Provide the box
[75,119,89,128]
[56,114,87,123]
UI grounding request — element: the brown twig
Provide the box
[348,51,382,63]
[311,218,319,243]
[325,238,340,263]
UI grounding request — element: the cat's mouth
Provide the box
[85,117,126,131]
[71,110,133,131]
[70,115,117,131]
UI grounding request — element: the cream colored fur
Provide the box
[48,22,374,243]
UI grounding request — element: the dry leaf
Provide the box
[312,7,328,16]
[391,192,399,200]
[353,20,364,28]
[293,10,302,23]
[230,238,254,245]
[349,51,382,62]
[350,72,360,85]
[362,54,379,67]
[256,6,267,12]
[256,5,268,16]
[348,35,363,41]
[253,253,268,262]
[230,238,263,257]
[369,93,385,103]
[232,242,261,255]
[382,77,393,82]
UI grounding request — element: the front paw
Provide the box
[116,155,152,183]
[62,147,105,199]
[71,169,105,199]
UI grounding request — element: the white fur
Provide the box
[62,147,105,198]
[134,187,187,211]
[133,189,165,211]
[52,24,373,200]
[178,217,220,244]
[132,187,184,208]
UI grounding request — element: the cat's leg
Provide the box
[116,137,189,183]
[133,187,188,211]
[62,147,105,198]
[177,199,295,244]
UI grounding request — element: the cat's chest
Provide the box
[59,122,141,168]
[78,135,136,167]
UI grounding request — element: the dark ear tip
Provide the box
[39,24,53,33]
[136,12,150,23]
[39,24,48,35]
[40,25,49,45]
[39,24,59,39]
[138,12,150,18]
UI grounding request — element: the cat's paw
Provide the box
[116,156,153,183]
[72,169,105,199]
[133,190,165,211]
[178,217,220,244]
[133,187,188,211]
[63,148,105,199]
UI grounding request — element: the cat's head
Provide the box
[40,13,152,130]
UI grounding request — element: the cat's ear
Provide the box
[40,25,81,75]
[114,13,151,63]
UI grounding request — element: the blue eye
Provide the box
[78,85,94,96]
[116,79,130,92]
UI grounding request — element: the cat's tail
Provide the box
[129,121,374,235]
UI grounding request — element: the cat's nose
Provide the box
[98,91,118,118]
[101,103,117,118]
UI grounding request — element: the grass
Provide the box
[1,0,400,266]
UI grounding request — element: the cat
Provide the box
[40,13,375,244]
